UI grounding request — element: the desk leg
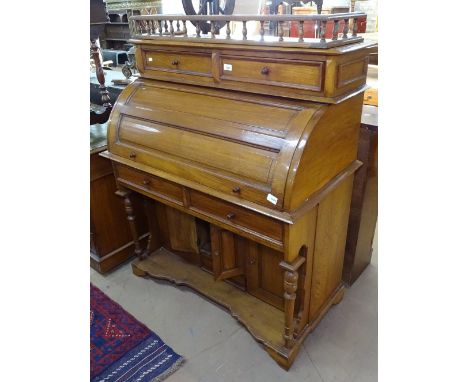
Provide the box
[280,256,305,349]
[116,189,146,260]
[283,269,298,348]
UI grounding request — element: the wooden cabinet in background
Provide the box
[343,105,378,285]
[90,123,148,273]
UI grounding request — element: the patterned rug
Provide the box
[91,284,184,382]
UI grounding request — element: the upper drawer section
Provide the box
[135,44,369,103]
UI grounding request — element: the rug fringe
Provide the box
[151,357,185,382]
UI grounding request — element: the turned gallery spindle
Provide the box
[182,20,187,37]
[242,20,247,40]
[169,20,174,36]
[164,20,168,34]
[196,21,201,37]
[278,21,284,42]
[343,18,349,38]
[298,20,304,42]
[226,21,231,39]
[352,17,358,37]
[332,19,339,40]
[176,20,180,32]
[320,20,327,42]
[211,21,216,38]
[158,20,163,36]
[260,20,265,41]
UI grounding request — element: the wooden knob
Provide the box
[129,152,136,159]
[232,186,241,193]
[261,67,270,75]
[142,179,151,186]
[249,258,256,265]
[172,60,179,65]
[226,213,236,220]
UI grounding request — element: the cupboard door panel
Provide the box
[165,206,199,253]
[246,242,284,311]
[210,226,245,281]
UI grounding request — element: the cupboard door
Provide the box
[210,226,245,281]
[245,242,284,311]
[165,206,199,254]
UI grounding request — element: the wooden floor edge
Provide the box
[131,251,346,370]
[131,254,284,354]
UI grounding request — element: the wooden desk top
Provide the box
[361,104,378,130]
[90,121,108,155]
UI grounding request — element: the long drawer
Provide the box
[115,164,184,206]
[220,56,324,91]
[189,190,283,243]
[143,49,212,77]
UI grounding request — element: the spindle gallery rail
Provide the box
[129,13,366,48]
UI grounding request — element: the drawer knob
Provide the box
[142,179,151,186]
[226,213,236,220]
[261,67,270,75]
[171,60,180,65]
[232,186,241,193]
[129,152,136,159]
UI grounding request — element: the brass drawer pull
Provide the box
[171,60,180,65]
[142,179,151,186]
[261,67,270,75]
[129,152,136,159]
[232,186,241,193]
[226,213,236,220]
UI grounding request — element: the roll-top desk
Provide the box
[101,13,376,369]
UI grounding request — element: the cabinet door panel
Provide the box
[245,242,284,311]
[210,226,245,281]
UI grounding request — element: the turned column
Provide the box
[280,256,305,348]
[116,189,145,260]
[90,38,111,109]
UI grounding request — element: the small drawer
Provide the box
[144,49,212,76]
[220,56,324,91]
[115,164,184,205]
[190,190,283,243]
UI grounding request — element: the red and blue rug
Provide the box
[91,284,184,382]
